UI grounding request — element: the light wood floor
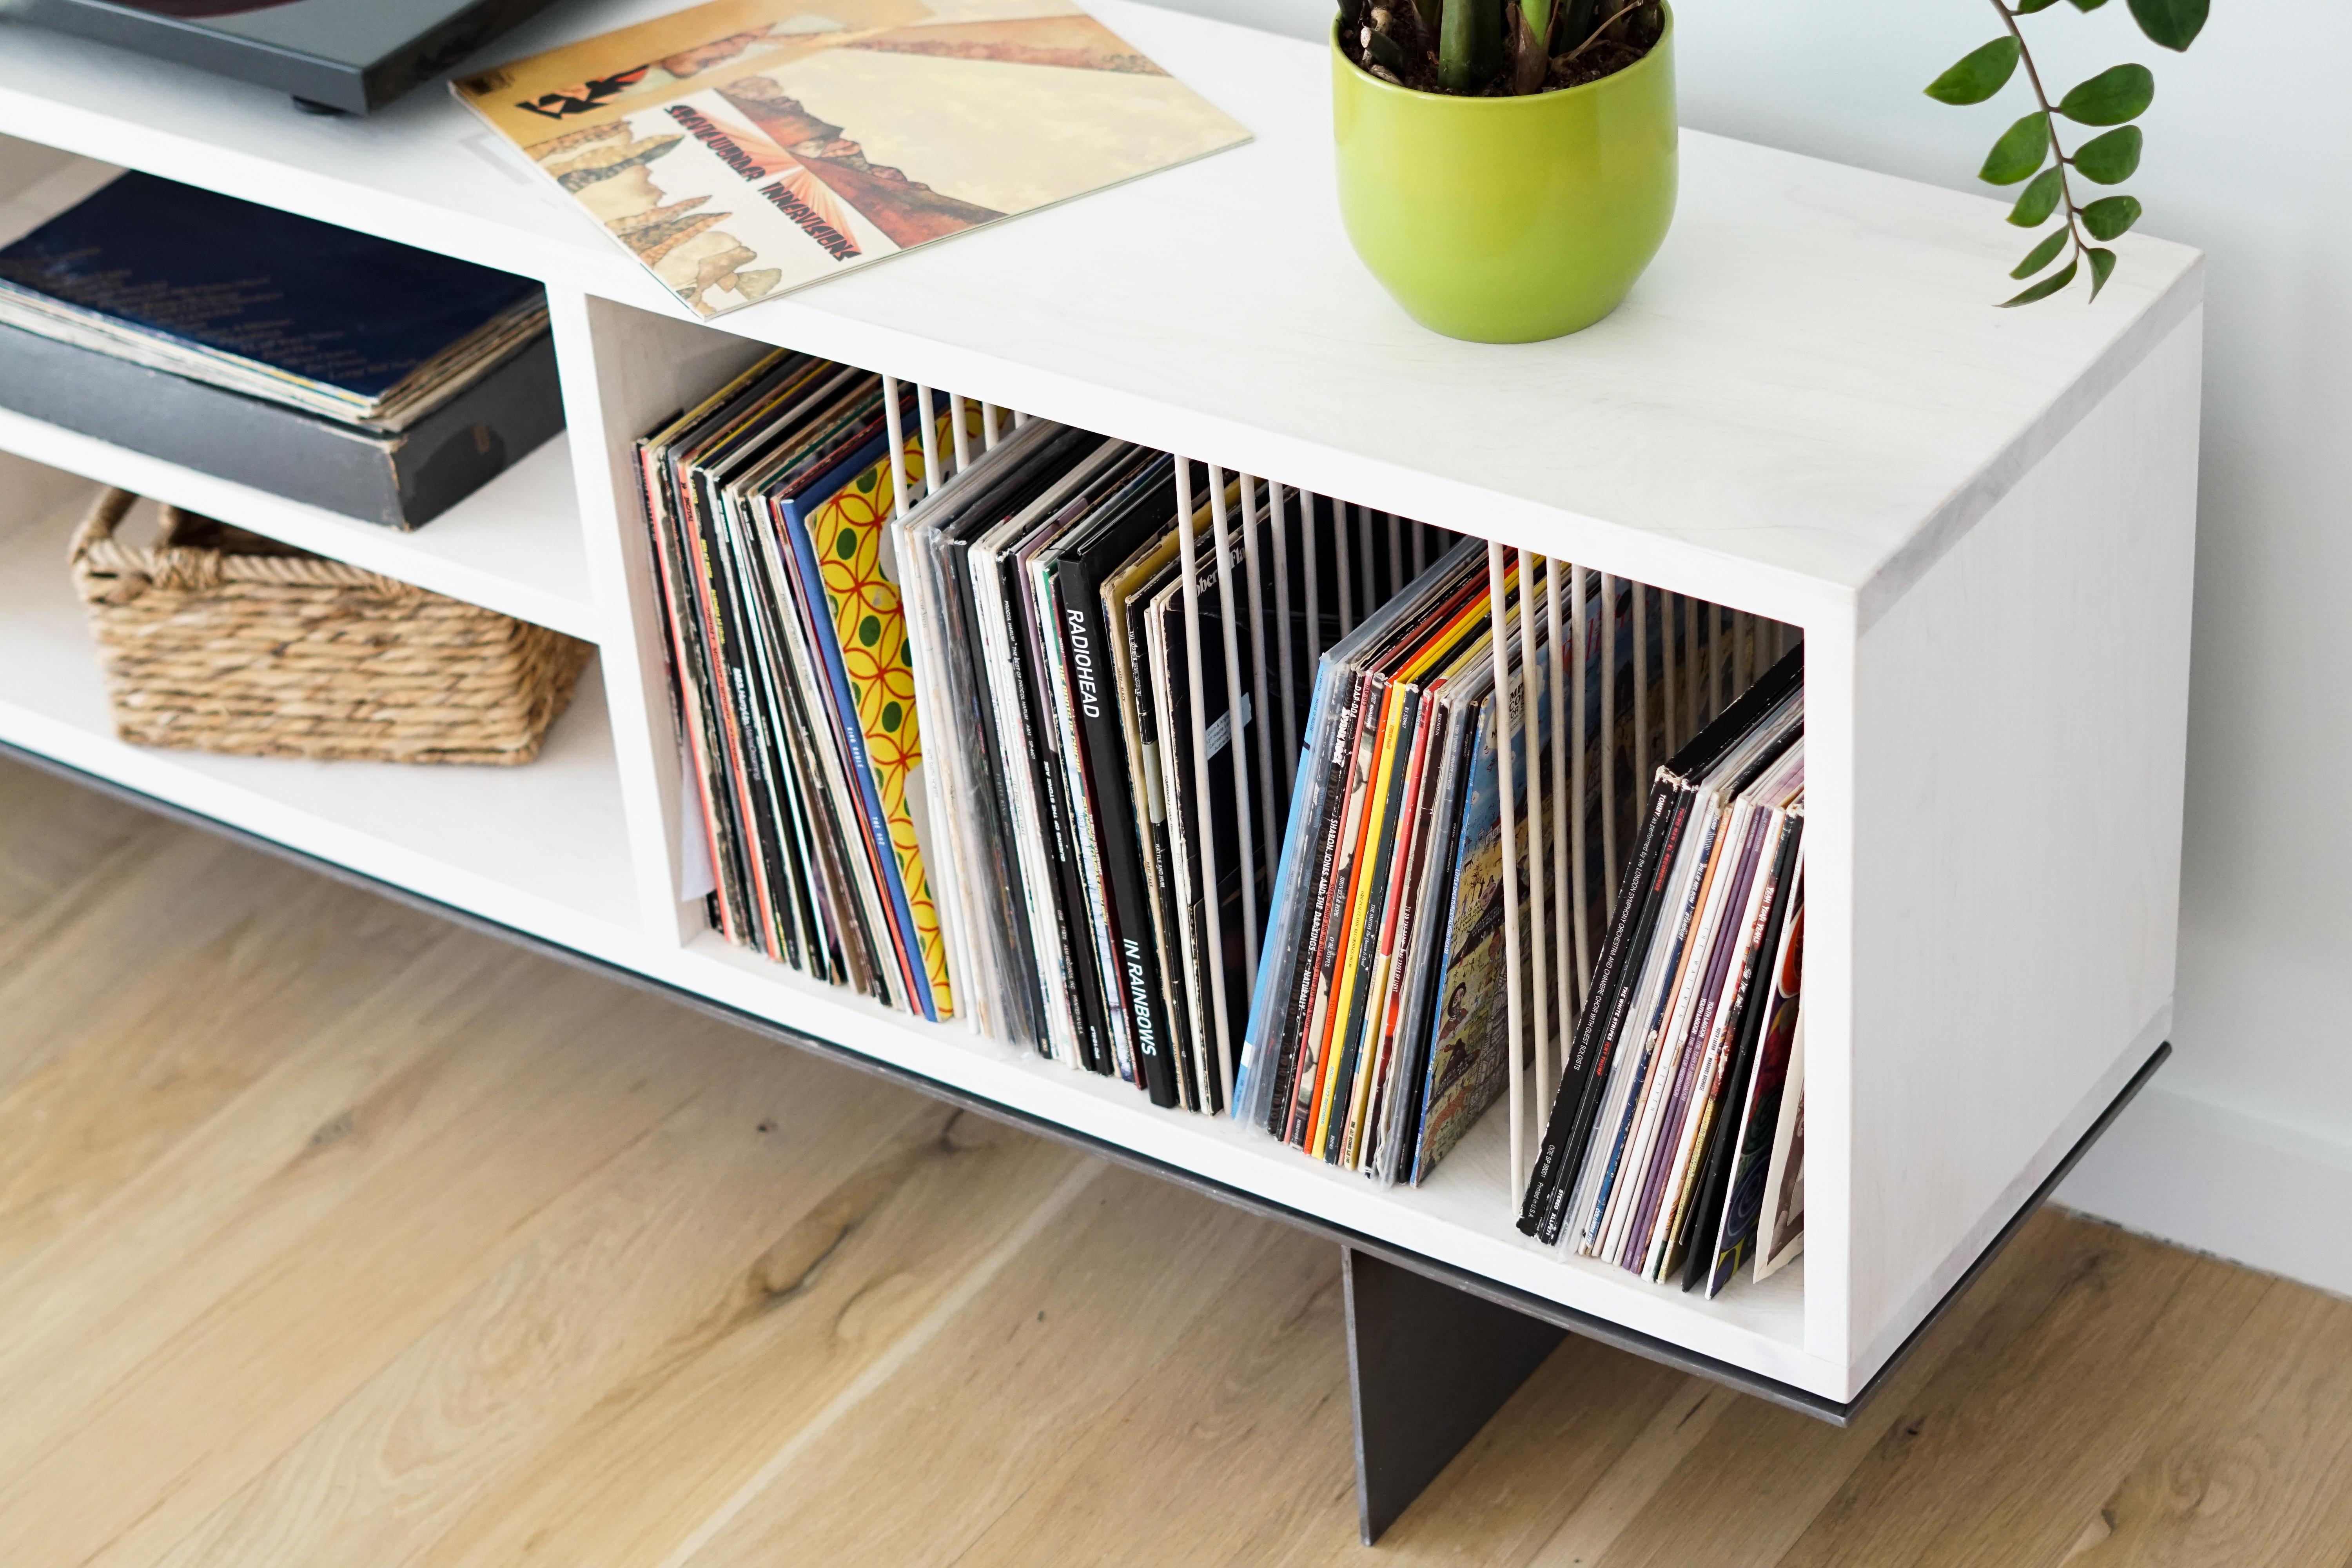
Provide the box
[2,755,2349,1568]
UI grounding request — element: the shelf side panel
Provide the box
[551,288,772,945]
[1844,312,2203,1392]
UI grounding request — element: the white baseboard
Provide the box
[2055,1085,2352,1302]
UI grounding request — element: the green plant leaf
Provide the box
[2072,125,2143,184]
[1926,38,2021,105]
[2059,64,2155,125]
[2009,166,2065,227]
[2012,229,2071,279]
[1517,0,1550,50]
[2127,0,2207,49]
[2080,194,2143,240]
[1980,113,2051,185]
[2085,246,2119,298]
[2002,258,2080,306]
[2016,0,2063,11]
[2068,0,2111,10]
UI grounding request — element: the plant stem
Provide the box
[1988,0,2091,276]
[1556,0,1649,66]
[1439,0,1501,91]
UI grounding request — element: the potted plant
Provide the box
[1333,0,2210,342]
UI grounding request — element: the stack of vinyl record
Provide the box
[636,362,1808,1288]
[1232,546,1686,1184]
[1228,530,1806,1283]
[897,415,1447,1107]
[637,352,959,1021]
[0,171,558,527]
[0,172,546,433]
[1518,650,1809,1295]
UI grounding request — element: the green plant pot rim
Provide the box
[1331,1,1674,111]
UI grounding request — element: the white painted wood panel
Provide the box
[550,291,772,946]
[1844,315,2202,1391]
[0,4,2198,617]
[0,409,595,640]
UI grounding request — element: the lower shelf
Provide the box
[0,471,639,938]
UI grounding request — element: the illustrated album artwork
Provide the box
[456,0,1251,317]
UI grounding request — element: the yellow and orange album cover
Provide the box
[801,419,957,1016]
[456,0,1250,316]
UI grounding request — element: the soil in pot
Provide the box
[1339,0,1664,100]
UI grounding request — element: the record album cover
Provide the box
[457,0,1250,316]
[0,172,544,430]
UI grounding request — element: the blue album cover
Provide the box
[0,171,540,399]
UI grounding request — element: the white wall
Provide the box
[1155,0,2352,1298]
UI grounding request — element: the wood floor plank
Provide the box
[148,1037,926,1568]
[1555,1210,2098,1568]
[0,859,450,1283]
[0,747,450,1271]
[1766,1225,2251,1568]
[0,759,165,957]
[405,1108,1090,1568]
[0,931,567,1479]
[946,1224,1361,1568]
[0,823,289,1099]
[2054,1274,2352,1568]
[1517,1379,1736,1568]
[0,957,738,1568]
[671,1166,1287,1568]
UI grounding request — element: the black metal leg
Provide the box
[1343,1245,1568,1544]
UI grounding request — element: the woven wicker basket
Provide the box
[69,488,593,765]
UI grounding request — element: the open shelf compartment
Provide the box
[0,137,599,641]
[0,456,637,940]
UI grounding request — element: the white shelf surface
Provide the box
[0,462,636,937]
[0,145,601,641]
[0,408,599,641]
[0,0,2200,626]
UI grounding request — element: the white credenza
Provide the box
[0,0,2199,1537]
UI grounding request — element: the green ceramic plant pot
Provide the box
[1332,6,1678,342]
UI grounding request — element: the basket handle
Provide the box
[67,487,417,601]
[68,486,138,564]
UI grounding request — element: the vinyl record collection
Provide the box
[637,359,1807,1299]
[1236,547,1628,1183]
[896,412,1456,1109]
[637,352,958,1021]
[1515,650,1809,1296]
